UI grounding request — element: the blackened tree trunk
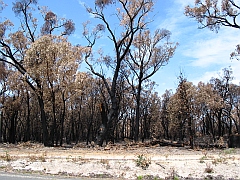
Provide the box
[24,91,31,142]
[96,103,108,146]
[86,100,94,145]
[50,91,57,146]
[106,109,116,143]
[60,92,66,146]
[70,111,75,143]
[9,110,18,144]
[86,120,93,145]
[0,110,2,143]
[134,70,143,142]
[217,109,223,138]
[37,95,49,146]
[188,117,194,149]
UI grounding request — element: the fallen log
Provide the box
[160,139,184,147]
[151,139,184,147]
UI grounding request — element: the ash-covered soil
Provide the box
[0,142,239,179]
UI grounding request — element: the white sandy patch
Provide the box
[0,144,239,179]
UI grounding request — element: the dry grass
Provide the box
[0,151,12,162]
[205,163,214,173]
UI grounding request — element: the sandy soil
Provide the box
[0,142,239,179]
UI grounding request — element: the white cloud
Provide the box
[164,0,240,68]
[174,0,195,8]
[190,63,240,86]
[184,28,240,66]
[162,3,240,68]
[155,0,240,92]
[157,0,201,41]
[230,62,240,85]
[78,0,85,8]
[185,28,240,85]
[191,70,219,85]
[77,0,95,19]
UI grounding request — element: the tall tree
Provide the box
[230,83,240,134]
[194,68,235,140]
[209,68,234,137]
[160,90,173,139]
[0,0,76,146]
[25,35,80,145]
[125,29,177,141]
[82,0,159,146]
[195,81,222,138]
[168,74,196,148]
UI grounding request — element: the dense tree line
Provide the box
[0,0,240,147]
[1,62,240,147]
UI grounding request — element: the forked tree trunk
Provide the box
[95,101,119,146]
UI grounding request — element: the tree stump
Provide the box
[229,135,240,148]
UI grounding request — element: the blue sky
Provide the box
[2,0,240,96]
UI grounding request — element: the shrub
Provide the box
[135,154,151,170]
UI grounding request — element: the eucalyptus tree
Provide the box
[0,0,76,146]
[0,67,25,143]
[195,81,223,139]
[0,62,7,142]
[194,68,235,140]
[125,29,177,141]
[82,0,175,145]
[58,72,88,145]
[209,68,234,137]
[25,35,81,145]
[168,75,196,147]
[68,73,105,145]
[230,83,240,134]
[139,87,162,142]
[0,62,7,96]
[159,89,173,139]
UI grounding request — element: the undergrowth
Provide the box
[135,154,151,170]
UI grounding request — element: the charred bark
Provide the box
[37,95,50,146]
[9,110,18,144]
[95,103,108,146]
